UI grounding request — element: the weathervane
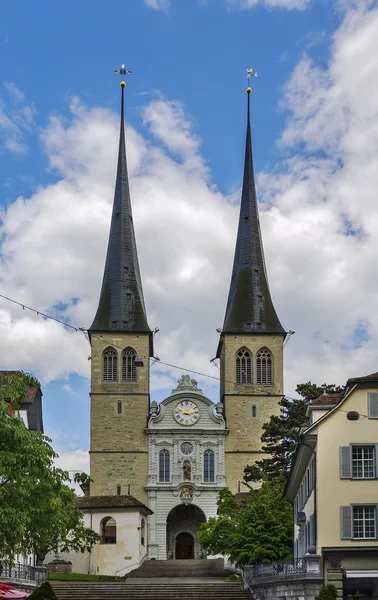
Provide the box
[114,63,132,88]
[246,67,258,94]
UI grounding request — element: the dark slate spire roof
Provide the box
[220,90,285,339]
[90,85,150,333]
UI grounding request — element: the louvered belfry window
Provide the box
[122,347,137,382]
[236,348,252,384]
[103,347,118,382]
[256,347,273,384]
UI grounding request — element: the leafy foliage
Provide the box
[314,584,338,600]
[0,372,99,564]
[28,582,59,600]
[0,371,40,409]
[198,480,293,567]
[244,382,344,482]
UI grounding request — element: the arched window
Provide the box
[183,460,191,481]
[236,348,252,384]
[159,449,170,482]
[256,347,273,384]
[204,450,215,483]
[100,517,117,544]
[122,347,137,382]
[252,405,257,418]
[103,347,118,382]
[140,518,145,547]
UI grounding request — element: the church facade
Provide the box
[79,76,286,571]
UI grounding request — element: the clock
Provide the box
[174,400,200,426]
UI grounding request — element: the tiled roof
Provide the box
[310,393,342,407]
[0,370,40,404]
[348,371,378,383]
[76,495,152,514]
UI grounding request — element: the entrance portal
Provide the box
[175,532,194,559]
[166,504,206,560]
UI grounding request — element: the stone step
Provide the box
[127,558,229,578]
[50,581,250,600]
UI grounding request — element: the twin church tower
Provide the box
[87,74,285,507]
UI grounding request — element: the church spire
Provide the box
[219,82,285,342]
[90,72,150,333]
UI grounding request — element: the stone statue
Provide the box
[172,374,203,394]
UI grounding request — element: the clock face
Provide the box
[174,400,200,426]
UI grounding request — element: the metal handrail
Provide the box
[0,560,48,582]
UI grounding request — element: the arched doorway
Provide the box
[166,504,206,560]
[175,532,194,559]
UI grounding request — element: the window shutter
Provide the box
[340,446,352,479]
[309,514,315,546]
[368,393,378,418]
[340,506,352,539]
[376,445,378,478]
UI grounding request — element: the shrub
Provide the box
[28,581,58,600]
[315,584,338,600]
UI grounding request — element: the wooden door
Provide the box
[175,532,194,559]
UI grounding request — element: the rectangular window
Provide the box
[159,450,170,483]
[204,450,215,482]
[353,506,376,539]
[352,446,375,479]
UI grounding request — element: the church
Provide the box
[69,73,286,575]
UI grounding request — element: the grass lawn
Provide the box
[48,573,124,582]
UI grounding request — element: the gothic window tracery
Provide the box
[122,347,137,382]
[103,347,118,382]
[236,348,252,384]
[256,347,273,384]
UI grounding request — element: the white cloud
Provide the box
[144,0,310,10]
[55,449,90,494]
[0,82,37,153]
[2,1,378,478]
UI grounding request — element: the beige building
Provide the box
[285,372,378,599]
[77,77,285,573]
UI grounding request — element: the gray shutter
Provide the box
[368,393,378,418]
[376,445,378,478]
[340,446,352,478]
[340,506,353,539]
[309,514,315,546]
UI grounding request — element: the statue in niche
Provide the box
[183,460,191,481]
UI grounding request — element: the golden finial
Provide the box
[114,63,132,88]
[246,67,258,94]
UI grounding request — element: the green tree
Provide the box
[0,372,99,564]
[198,479,293,567]
[244,382,344,483]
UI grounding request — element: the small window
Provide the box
[236,348,252,384]
[352,446,375,479]
[117,401,122,414]
[122,347,137,382]
[252,405,257,418]
[103,347,118,382]
[183,460,191,481]
[159,449,170,483]
[204,449,215,483]
[256,347,273,384]
[140,518,145,547]
[353,506,376,539]
[100,517,117,544]
[116,485,121,496]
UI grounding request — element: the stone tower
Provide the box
[217,87,286,493]
[88,81,152,503]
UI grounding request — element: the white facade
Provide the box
[146,376,227,559]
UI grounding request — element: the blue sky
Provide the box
[1,0,378,473]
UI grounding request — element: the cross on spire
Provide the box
[114,63,132,87]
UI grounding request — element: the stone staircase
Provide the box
[51,580,251,600]
[127,558,230,578]
[50,559,251,599]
